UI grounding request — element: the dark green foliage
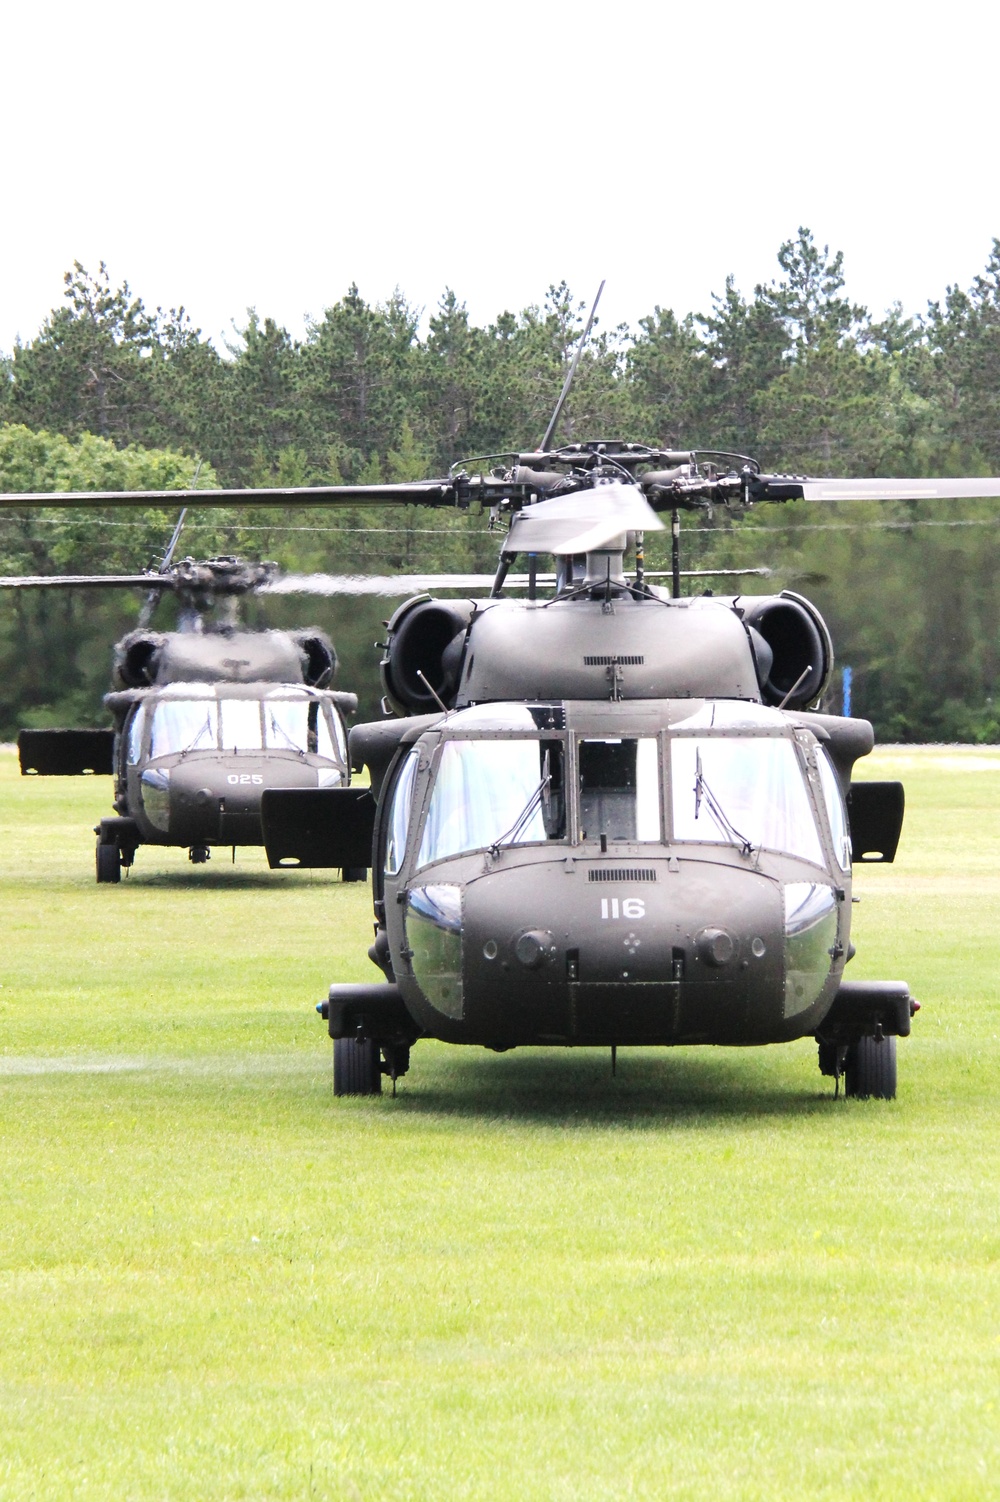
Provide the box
[4,232,1000,742]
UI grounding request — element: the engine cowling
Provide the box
[739,591,833,709]
[113,631,166,688]
[291,631,336,687]
[380,597,477,714]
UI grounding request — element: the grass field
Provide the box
[1,746,999,1500]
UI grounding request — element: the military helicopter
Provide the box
[2,525,365,882]
[6,294,1000,1099]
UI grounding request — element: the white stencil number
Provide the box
[600,896,646,920]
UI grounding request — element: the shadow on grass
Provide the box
[122,868,342,891]
[385,1046,843,1126]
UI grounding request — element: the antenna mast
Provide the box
[539,281,605,452]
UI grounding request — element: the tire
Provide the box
[341,866,368,884]
[96,840,121,884]
[333,1037,382,1096]
[845,1034,897,1100]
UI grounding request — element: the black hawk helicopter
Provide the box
[7,293,1000,1099]
[1,521,365,882]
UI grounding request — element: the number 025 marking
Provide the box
[227,773,263,785]
[601,897,645,920]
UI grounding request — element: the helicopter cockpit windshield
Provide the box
[417,739,566,867]
[399,704,837,873]
[138,685,345,762]
[671,735,824,864]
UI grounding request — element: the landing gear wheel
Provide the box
[96,840,121,884]
[845,1034,897,1100]
[341,866,368,884]
[333,1037,382,1096]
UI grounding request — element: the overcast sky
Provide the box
[3,0,998,354]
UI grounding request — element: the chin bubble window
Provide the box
[405,882,464,1020]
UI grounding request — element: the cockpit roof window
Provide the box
[153,680,332,703]
[442,703,563,733]
[671,701,787,731]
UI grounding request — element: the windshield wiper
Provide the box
[488,774,551,858]
[267,711,305,753]
[694,749,754,857]
[180,715,216,755]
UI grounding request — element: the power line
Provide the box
[1,515,998,537]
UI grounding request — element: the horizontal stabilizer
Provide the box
[847,780,904,862]
[18,728,114,776]
[819,979,914,1041]
[260,787,376,869]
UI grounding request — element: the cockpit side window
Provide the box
[385,747,420,875]
[578,737,661,843]
[329,706,348,763]
[126,704,146,765]
[670,734,823,864]
[816,748,851,870]
[416,737,566,869]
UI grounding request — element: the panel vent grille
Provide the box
[583,654,645,666]
[588,868,658,883]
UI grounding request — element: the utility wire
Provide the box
[2,516,999,536]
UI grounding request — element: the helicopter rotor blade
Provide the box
[8,469,1000,515]
[793,477,1000,502]
[261,573,506,596]
[0,574,178,590]
[0,480,462,509]
[260,562,773,598]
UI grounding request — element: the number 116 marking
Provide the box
[601,897,645,920]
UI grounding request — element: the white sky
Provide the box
[3,0,998,354]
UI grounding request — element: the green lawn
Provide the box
[1,747,999,1500]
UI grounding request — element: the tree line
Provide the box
[2,227,1000,740]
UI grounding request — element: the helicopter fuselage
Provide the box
[344,697,874,1052]
[102,679,353,860]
